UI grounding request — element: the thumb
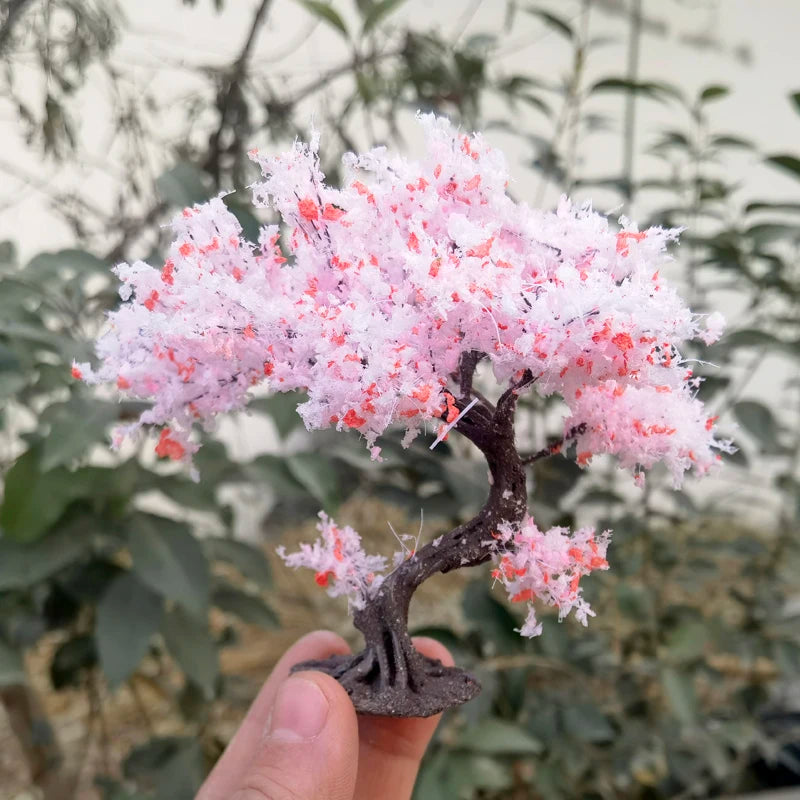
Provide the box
[232,672,359,800]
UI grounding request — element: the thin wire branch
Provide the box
[520,422,587,464]
[622,0,642,208]
[496,368,535,426]
[285,47,403,107]
[455,349,485,402]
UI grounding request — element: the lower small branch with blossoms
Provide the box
[520,422,588,465]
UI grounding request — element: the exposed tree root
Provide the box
[292,645,481,717]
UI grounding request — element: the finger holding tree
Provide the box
[196,631,451,800]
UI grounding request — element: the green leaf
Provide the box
[415,751,513,798]
[204,537,272,587]
[745,200,800,214]
[442,457,489,514]
[722,329,785,350]
[746,222,799,245]
[128,514,210,618]
[123,737,204,800]
[244,454,309,497]
[765,154,800,181]
[296,1,349,38]
[40,395,119,471]
[0,639,25,687]
[287,452,341,508]
[0,520,96,590]
[148,474,220,512]
[96,572,164,687]
[710,134,752,150]
[95,777,149,800]
[661,666,697,726]
[616,583,654,622]
[464,755,513,791]
[161,605,218,698]
[0,342,22,372]
[698,84,729,103]
[50,634,97,689]
[455,717,543,754]
[58,558,125,603]
[362,0,406,34]
[525,6,574,40]
[791,91,800,116]
[190,438,242,485]
[578,488,624,505]
[774,640,800,676]
[562,703,615,743]
[0,239,17,266]
[0,321,91,362]
[0,448,86,542]
[466,33,496,52]
[249,392,304,438]
[25,248,107,279]
[462,580,522,653]
[590,77,680,102]
[212,581,279,629]
[664,620,708,664]
[531,455,584,507]
[224,195,262,242]
[651,129,691,151]
[0,372,27,399]
[733,400,782,452]
[156,162,212,207]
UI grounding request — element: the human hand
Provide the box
[196,630,451,800]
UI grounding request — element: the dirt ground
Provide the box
[0,498,470,799]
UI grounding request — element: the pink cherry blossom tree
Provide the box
[77,115,732,716]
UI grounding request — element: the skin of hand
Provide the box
[196,630,452,800]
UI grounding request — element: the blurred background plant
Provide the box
[0,1,798,798]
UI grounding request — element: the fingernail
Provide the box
[268,677,329,742]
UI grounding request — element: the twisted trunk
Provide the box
[293,368,530,716]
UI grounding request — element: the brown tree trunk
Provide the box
[293,367,531,716]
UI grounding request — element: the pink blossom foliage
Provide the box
[77,115,733,636]
[490,518,611,637]
[77,113,730,485]
[276,512,387,609]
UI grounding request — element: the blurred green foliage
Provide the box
[1,1,799,798]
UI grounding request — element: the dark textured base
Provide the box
[291,651,481,717]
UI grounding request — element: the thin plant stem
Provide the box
[564,0,592,195]
[622,0,642,211]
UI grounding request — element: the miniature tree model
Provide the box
[77,115,731,717]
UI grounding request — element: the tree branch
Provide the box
[285,47,404,107]
[104,200,167,263]
[520,421,587,465]
[456,349,484,401]
[495,368,535,432]
[205,0,273,183]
